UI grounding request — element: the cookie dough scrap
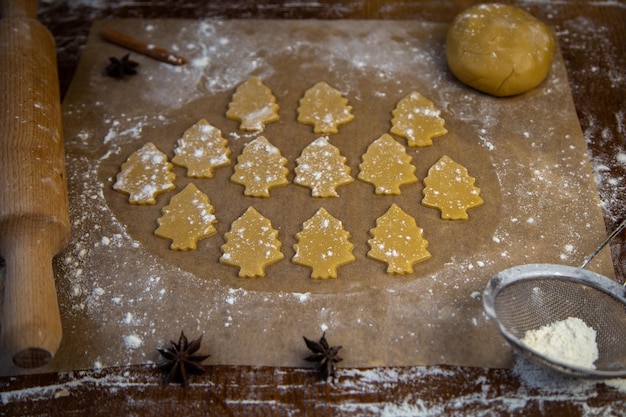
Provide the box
[220,206,284,278]
[422,155,484,220]
[390,91,447,147]
[172,119,230,178]
[297,81,354,134]
[226,76,280,132]
[292,208,355,279]
[358,133,418,195]
[154,183,217,250]
[113,142,175,205]
[231,136,289,197]
[294,136,354,197]
[368,203,431,274]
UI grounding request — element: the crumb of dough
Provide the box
[358,133,418,195]
[367,203,431,274]
[112,142,175,205]
[220,206,284,278]
[422,155,484,220]
[172,119,230,178]
[226,76,280,132]
[446,3,554,97]
[390,91,447,147]
[154,183,217,250]
[297,81,354,134]
[294,136,353,197]
[231,136,289,197]
[292,207,355,279]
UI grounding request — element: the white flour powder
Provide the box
[521,317,599,369]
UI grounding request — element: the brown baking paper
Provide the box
[0,19,615,376]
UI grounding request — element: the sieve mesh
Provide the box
[484,264,626,378]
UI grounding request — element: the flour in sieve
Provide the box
[521,317,599,369]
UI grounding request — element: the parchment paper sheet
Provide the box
[0,19,614,376]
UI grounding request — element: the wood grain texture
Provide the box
[0,0,70,367]
[1,0,625,415]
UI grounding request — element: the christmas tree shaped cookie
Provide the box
[172,119,230,178]
[294,136,353,197]
[367,204,431,274]
[154,183,217,250]
[231,136,289,197]
[358,134,418,195]
[297,82,354,134]
[292,208,355,279]
[112,142,175,205]
[390,91,447,147]
[220,206,284,278]
[226,76,280,132]
[422,155,484,220]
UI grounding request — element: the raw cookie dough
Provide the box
[390,91,447,147]
[446,3,554,97]
[297,81,354,134]
[294,136,353,197]
[154,183,217,250]
[231,136,289,197]
[367,203,431,274]
[226,76,280,132]
[112,142,175,205]
[292,207,355,279]
[171,119,230,178]
[422,155,484,220]
[358,133,417,195]
[220,206,284,278]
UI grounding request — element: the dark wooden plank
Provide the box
[2,363,625,415]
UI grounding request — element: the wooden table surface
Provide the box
[2,1,626,415]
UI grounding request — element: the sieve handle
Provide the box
[579,218,626,270]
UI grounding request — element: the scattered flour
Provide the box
[521,317,599,369]
[123,334,144,350]
[2,364,626,415]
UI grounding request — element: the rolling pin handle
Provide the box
[0,222,63,368]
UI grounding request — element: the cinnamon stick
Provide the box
[102,27,187,66]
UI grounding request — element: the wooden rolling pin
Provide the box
[0,0,70,368]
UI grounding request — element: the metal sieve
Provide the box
[483,219,626,378]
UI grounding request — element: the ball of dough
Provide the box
[446,3,554,97]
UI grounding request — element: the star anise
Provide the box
[303,332,343,380]
[157,331,210,386]
[105,53,139,79]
